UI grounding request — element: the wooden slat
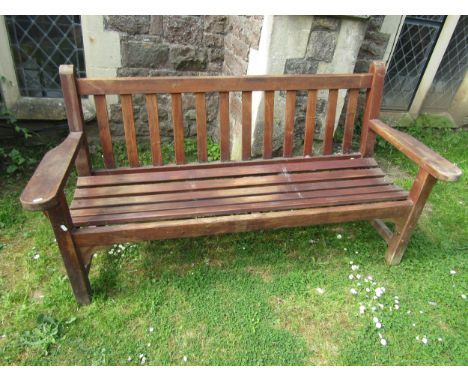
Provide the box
[91,153,361,176]
[263,90,274,159]
[120,94,140,167]
[72,185,402,218]
[370,219,393,243]
[72,191,408,226]
[283,91,296,157]
[74,168,386,199]
[219,92,230,161]
[77,157,378,187]
[145,94,163,166]
[77,74,374,95]
[59,65,91,176]
[94,95,116,168]
[303,90,317,156]
[360,61,386,157]
[242,91,252,160]
[342,89,359,154]
[71,178,392,210]
[73,200,413,247]
[171,93,185,165]
[323,89,339,155]
[195,93,208,162]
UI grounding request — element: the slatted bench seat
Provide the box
[20,61,461,305]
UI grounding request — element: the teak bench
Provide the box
[20,61,462,305]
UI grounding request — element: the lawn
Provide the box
[0,120,466,365]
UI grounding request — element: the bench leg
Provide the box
[48,192,92,305]
[385,169,437,265]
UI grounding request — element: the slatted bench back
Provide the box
[60,62,385,173]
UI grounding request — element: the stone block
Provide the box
[204,16,227,34]
[312,16,340,31]
[163,16,204,45]
[284,58,319,74]
[149,16,164,35]
[121,38,169,68]
[169,45,208,71]
[306,30,337,62]
[105,16,150,35]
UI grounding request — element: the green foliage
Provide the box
[19,314,76,356]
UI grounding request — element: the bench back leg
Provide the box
[48,191,92,305]
[385,169,437,265]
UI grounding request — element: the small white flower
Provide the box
[351,265,359,271]
[357,282,361,286]
[336,234,342,239]
[373,317,379,323]
[461,294,466,300]
[450,270,456,275]
[127,356,132,362]
[407,310,411,314]
[394,305,400,310]
[349,261,353,265]
[359,305,366,314]
[139,354,144,359]
[356,274,362,279]
[140,356,146,365]
[412,323,416,327]
[344,248,347,251]
[376,322,382,329]
[438,337,443,342]
[316,287,325,295]
[350,288,358,295]
[429,301,437,306]
[349,274,354,280]
[149,327,154,333]
[32,254,40,260]
[355,251,359,254]
[183,356,188,362]
[365,288,371,293]
[371,306,377,312]
[422,337,428,345]
[147,343,151,347]
[375,287,385,297]
[380,338,387,346]
[416,336,420,341]
[419,310,424,314]
[394,296,399,300]
[366,275,373,281]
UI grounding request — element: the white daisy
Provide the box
[350,288,358,295]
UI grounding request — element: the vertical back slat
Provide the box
[322,89,339,155]
[263,90,274,159]
[242,91,252,160]
[171,93,185,165]
[219,92,230,161]
[360,61,386,157]
[145,94,163,166]
[342,89,359,154]
[59,65,91,176]
[303,90,317,156]
[94,95,116,168]
[195,93,208,162]
[120,94,140,167]
[283,90,296,157]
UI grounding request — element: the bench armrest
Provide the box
[369,119,462,182]
[20,132,84,211]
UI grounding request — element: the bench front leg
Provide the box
[385,169,437,265]
[47,191,91,305]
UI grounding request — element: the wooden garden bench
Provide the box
[20,61,462,305]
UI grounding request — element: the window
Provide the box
[5,15,85,98]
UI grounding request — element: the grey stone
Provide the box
[204,32,224,48]
[284,57,319,74]
[204,16,227,34]
[105,16,150,35]
[117,67,150,77]
[163,16,204,45]
[312,16,340,31]
[122,39,169,68]
[12,97,95,121]
[169,45,207,71]
[208,48,224,63]
[149,16,164,35]
[358,31,390,59]
[306,30,337,62]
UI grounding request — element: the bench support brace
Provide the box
[47,191,92,305]
[385,169,437,265]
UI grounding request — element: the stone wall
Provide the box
[103,15,227,140]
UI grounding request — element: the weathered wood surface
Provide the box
[20,132,84,211]
[369,119,462,182]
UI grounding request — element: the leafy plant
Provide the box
[19,314,76,356]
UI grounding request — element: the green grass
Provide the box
[0,124,466,365]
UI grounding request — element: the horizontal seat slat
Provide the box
[74,168,385,199]
[71,185,402,218]
[77,74,373,95]
[72,191,408,226]
[70,177,392,210]
[78,158,378,187]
